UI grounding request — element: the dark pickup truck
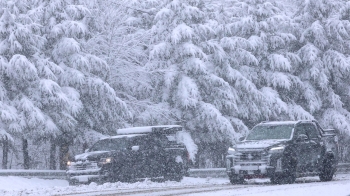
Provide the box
[226,120,339,184]
[66,125,190,185]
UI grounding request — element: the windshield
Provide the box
[245,124,294,140]
[89,138,129,151]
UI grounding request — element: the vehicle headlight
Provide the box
[100,157,113,164]
[228,147,236,155]
[67,161,72,166]
[269,146,285,153]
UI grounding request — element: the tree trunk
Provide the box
[82,142,88,153]
[2,136,8,169]
[59,144,69,170]
[49,137,56,170]
[22,138,30,169]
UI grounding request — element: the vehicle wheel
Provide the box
[164,162,184,182]
[68,180,76,186]
[164,172,183,182]
[118,174,133,183]
[270,172,289,184]
[229,175,245,184]
[270,172,295,184]
[167,174,183,182]
[270,174,288,184]
[319,157,334,182]
[270,174,280,184]
[284,172,296,184]
[270,167,296,184]
[271,155,297,184]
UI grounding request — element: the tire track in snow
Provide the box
[57,184,257,196]
[56,174,350,196]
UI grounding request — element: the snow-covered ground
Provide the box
[186,175,350,196]
[0,176,224,196]
[0,174,349,196]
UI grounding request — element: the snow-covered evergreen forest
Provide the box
[1,0,350,170]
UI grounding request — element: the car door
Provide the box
[304,122,323,170]
[293,124,312,172]
[134,136,163,178]
[128,136,149,179]
[143,135,167,178]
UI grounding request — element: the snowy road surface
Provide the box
[0,174,349,196]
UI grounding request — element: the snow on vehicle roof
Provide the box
[101,134,146,140]
[116,125,182,135]
[259,121,299,125]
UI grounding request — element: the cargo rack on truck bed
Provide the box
[116,125,182,135]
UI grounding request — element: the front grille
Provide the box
[70,161,99,171]
[239,152,261,161]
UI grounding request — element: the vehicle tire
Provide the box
[284,162,297,184]
[270,174,281,184]
[68,180,76,186]
[164,172,183,182]
[270,172,295,184]
[229,175,245,184]
[164,162,184,182]
[271,157,296,184]
[166,174,183,182]
[284,172,296,184]
[319,157,334,182]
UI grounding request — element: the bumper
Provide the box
[226,154,282,178]
[226,162,274,178]
[66,169,108,184]
[68,174,101,184]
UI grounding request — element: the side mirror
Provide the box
[131,146,140,151]
[84,148,89,153]
[296,134,308,142]
[239,137,245,142]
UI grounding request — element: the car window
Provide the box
[157,134,171,146]
[128,136,159,150]
[129,136,147,148]
[90,138,127,151]
[295,123,320,140]
[295,125,307,138]
[246,124,294,140]
[304,123,319,139]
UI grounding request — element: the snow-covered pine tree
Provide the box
[0,6,18,167]
[204,1,264,132]
[36,0,129,168]
[82,0,161,128]
[140,0,246,167]
[150,0,223,138]
[215,0,314,124]
[0,0,83,169]
[294,0,350,134]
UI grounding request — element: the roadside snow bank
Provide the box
[0,176,226,196]
[0,176,68,191]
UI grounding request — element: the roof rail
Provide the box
[295,119,315,124]
[260,121,269,123]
